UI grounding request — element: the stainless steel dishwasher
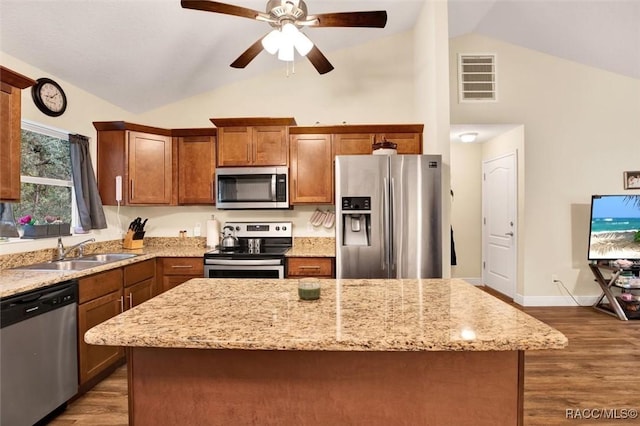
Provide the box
[1,280,78,426]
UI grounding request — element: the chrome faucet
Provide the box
[55,237,96,261]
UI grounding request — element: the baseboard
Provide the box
[513,293,599,307]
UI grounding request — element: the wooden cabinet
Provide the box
[0,66,35,201]
[94,121,174,206]
[157,257,204,294]
[78,260,155,389]
[286,257,335,278]
[290,134,333,204]
[333,133,373,155]
[334,131,422,155]
[211,117,295,167]
[77,268,124,387]
[175,129,217,205]
[123,259,156,308]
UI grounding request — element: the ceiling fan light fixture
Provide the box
[262,29,281,54]
[293,30,313,56]
[277,36,295,61]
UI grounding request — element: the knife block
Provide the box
[123,229,144,249]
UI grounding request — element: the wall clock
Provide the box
[31,77,67,117]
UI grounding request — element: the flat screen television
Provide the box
[588,195,640,260]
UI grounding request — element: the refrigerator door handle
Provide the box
[390,177,396,272]
[382,177,390,271]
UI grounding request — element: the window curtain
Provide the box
[0,203,19,238]
[69,134,107,230]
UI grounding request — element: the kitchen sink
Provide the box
[77,253,138,262]
[13,253,139,272]
[15,260,106,271]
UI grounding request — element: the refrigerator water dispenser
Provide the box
[341,197,371,246]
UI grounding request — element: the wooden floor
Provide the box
[49,293,640,425]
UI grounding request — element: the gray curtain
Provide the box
[0,203,19,238]
[69,134,107,230]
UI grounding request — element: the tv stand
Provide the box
[589,263,639,321]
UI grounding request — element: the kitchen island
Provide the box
[85,278,567,426]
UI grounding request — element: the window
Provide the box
[13,121,76,227]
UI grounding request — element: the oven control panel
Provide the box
[224,222,292,238]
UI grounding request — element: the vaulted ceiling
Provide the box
[1,0,637,114]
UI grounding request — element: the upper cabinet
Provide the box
[289,133,333,204]
[94,122,174,206]
[174,128,217,205]
[330,124,423,155]
[0,66,36,202]
[211,117,295,167]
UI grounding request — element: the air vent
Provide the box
[458,54,496,102]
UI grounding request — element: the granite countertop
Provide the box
[287,237,335,257]
[0,246,208,298]
[85,278,568,352]
[0,237,336,298]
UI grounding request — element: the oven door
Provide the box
[204,259,284,279]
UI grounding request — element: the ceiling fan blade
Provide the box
[230,38,265,69]
[181,0,266,21]
[306,11,387,28]
[306,46,334,74]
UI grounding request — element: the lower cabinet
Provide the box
[77,269,124,387]
[286,257,335,278]
[77,259,156,389]
[157,257,204,294]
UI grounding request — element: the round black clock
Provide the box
[31,78,67,117]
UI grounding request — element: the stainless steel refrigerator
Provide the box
[335,155,442,279]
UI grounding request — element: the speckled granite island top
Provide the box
[85,278,567,352]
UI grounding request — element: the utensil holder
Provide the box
[123,230,144,249]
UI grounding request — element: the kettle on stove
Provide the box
[220,225,239,249]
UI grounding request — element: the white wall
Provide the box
[449,34,640,304]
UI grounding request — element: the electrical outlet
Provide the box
[551,274,559,283]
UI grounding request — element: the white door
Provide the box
[482,153,517,298]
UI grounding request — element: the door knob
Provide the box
[505,231,514,236]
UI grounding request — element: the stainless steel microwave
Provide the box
[215,166,289,209]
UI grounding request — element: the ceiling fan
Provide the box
[180,0,388,74]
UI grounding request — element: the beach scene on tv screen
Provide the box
[589,195,640,260]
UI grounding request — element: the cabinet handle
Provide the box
[130,180,134,200]
[299,266,321,270]
[128,294,133,309]
[171,265,194,269]
[247,145,251,162]
[211,180,215,202]
[119,296,124,313]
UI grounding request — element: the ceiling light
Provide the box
[262,30,281,55]
[459,132,478,143]
[262,23,314,62]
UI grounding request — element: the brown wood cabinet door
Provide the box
[128,131,172,204]
[124,277,154,309]
[334,133,374,155]
[253,126,288,166]
[290,134,333,204]
[0,83,22,201]
[378,133,422,154]
[78,289,124,385]
[217,127,252,166]
[178,136,216,204]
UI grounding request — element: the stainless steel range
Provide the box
[203,221,292,279]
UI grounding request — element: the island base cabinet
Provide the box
[127,348,523,426]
